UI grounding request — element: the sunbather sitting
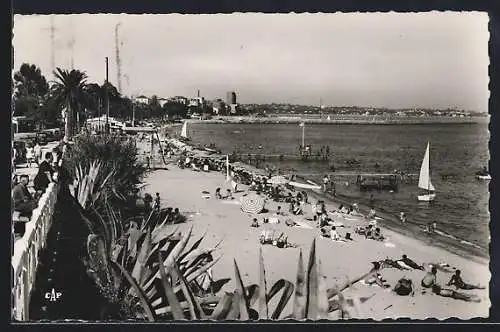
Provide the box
[399,255,424,270]
[330,226,341,241]
[371,227,384,241]
[223,189,233,200]
[215,187,222,199]
[320,227,330,238]
[293,204,303,215]
[421,266,438,288]
[447,270,485,290]
[431,284,481,303]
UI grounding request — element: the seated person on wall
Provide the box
[12,174,38,219]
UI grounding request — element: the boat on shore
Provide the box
[417,142,436,202]
[475,167,491,180]
[289,180,322,190]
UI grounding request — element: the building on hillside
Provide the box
[158,98,168,107]
[134,95,149,104]
[168,96,188,105]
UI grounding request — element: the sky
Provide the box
[13,12,489,111]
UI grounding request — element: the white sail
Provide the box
[418,142,435,191]
[181,121,188,138]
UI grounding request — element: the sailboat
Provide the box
[180,121,189,140]
[417,142,436,202]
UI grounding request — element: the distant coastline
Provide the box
[188,115,489,125]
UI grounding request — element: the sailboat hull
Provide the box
[417,193,436,202]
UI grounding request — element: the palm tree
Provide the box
[51,68,88,142]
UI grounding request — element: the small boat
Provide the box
[417,142,436,202]
[180,121,189,139]
[204,147,217,153]
[289,181,322,190]
[475,167,491,180]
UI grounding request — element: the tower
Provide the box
[115,23,123,94]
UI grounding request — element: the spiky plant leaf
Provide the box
[317,259,329,319]
[210,293,234,320]
[171,262,206,320]
[233,259,250,320]
[293,249,306,319]
[306,238,318,319]
[258,248,268,319]
[266,279,294,320]
[225,292,241,320]
[109,260,156,322]
[157,251,185,320]
[131,227,152,284]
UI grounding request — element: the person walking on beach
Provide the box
[400,212,407,224]
[154,192,161,211]
[369,194,375,209]
[322,175,329,193]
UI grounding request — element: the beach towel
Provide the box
[269,217,280,224]
[384,242,396,248]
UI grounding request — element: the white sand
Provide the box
[144,165,490,320]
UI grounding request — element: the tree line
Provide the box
[12,63,192,139]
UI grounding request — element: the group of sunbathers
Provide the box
[354,224,385,241]
[370,254,486,303]
[420,266,485,302]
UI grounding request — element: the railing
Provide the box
[11,181,60,321]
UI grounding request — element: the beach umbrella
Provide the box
[268,175,289,185]
[241,194,265,214]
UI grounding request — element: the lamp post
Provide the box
[105,57,110,134]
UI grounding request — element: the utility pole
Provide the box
[105,57,110,134]
[132,98,136,127]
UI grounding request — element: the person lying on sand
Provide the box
[362,273,390,288]
[398,255,424,270]
[447,270,486,290]
[383,258,410,270]
[421,266,438,288]
[223,189,233,200]
[426,262,457,273]
[431,284,481,303]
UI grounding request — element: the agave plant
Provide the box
[208,238,385,321]
[83,212,225,321]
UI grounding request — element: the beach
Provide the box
[141,139,490,320]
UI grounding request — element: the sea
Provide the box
[174,122,490,259]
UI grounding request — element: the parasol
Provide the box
[241,193,265,214]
